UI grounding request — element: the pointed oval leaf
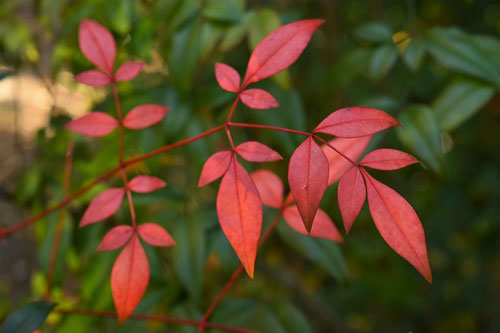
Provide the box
[80,188,125,227]
[242,19,325,87]
[65,112,118,137]
[123,104,169,130]
[217,159,262,278]
[362,169,432,283]
[235,141,282,162]
[79,19,116,74]
[288,137,329,232]
[98,225,134,252]
[284,205,343,243]
[338,166,366,233]
[137,223,175,247]
[250,170,284,209]
[75,70,111,87]
[115,61,144,82]
[0,301,56,333]
[111,234,150,324]
[215,62,241,92]
[198,150,233,187]
[314,107,400,138]
[128,175,166,193]
[360,148,419,170]
[240,88,279,109]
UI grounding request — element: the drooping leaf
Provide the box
[284,205,342,243]
[98,225,134,251]
[314,107,400,138]
[354,22,393,43]
[199,150,233,187]
[137,223,175,247]
[128,175,166,193]
[123,104,169,130]
[75,70,112,87]
[368,44,398,79]
[0,301,56,333]
[80,188,125,227]
[403,37,426,71]
[215,62,241,92]
[78,19,116,74]
[288,137,329,232]
[65,112,119,137]
[337,166,366,233]
[359,149,419,170]
[111,234,150,323]
[250,170,284,209]
[115,61,144,82]
[235,141,282,162]
[362,169,432,283]
[216,158,262,278]
[240,88,279,109]
[242,19,325,87]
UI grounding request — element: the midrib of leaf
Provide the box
[346,167,362,222]
[231,158,250,269]
[88,24,112,73]
[316,118,392,131]
[124,236,137,311]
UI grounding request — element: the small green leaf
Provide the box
[202,0,244,23]
[355,22,393,43]
[1,301,56,333]
[403,37,426,71]
[220,11,255,52]
[369,44,398,79]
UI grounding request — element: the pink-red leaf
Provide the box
[338,166,366,233]
[284,206,343,243]
[242,19,325,87]
[215,62,240,92]
[137,223,175,247]
[123,104,169,130]
[288,137,329,232]
[199,151,233,187]
[362,169,432,283]
[75,70,111,87]
[216,159,262,278]
[360,148,419,170]
[250,170,284,209]
[235,141,282,162]
[65,112,119,137]
[111,234,149,323]
[115,61,144,82]
[80,188,125,227]
[98,225,134,252]
[240,88,279,109]
[78,19,116,75]
[128,175,166,193]
[314,107,401,138]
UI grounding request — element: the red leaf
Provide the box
[338,166,366,233]
[322,136,372,185]
[198,151,233,187]
[362,169,432,283]
[360,148,419,170]
[111,234,150,323]
[65,112,119,137]
[215,62,240,92]
[217,159,262,278]
[128,175,166,193]
[240,88,279,109]
[115,61,144,82]
[288,137,329,232]
[98,225,134,252]
[78,19,116,75]
[75,70,111,87]
[137,223,175,247]
[80,188,125,227]
[123,104,169,130]
[250,170,283,209]
[242,19,324,87]
[235,141,282,162]
[314,107,400,138]
[284,205,343,243]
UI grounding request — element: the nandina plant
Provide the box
[0,18,432,331]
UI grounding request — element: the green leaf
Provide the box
[1,301,56,333]
[323,48,372,89]
[220,11,255,52]
[355,22,393,43]
[272,302,313,333]
[202,0,244,23]
[403,37,426,71]
[369,44,398,79]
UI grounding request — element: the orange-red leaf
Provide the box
[338,166,366,233]
[123,104,169,130]
[65,112,119,137]
[128,175,166,193]
[78,19,116,75]
[288,137,329,232]
[283,205,343,243]
[235,141,282,162]
[242,19,324,87]
[115,61,144,82]
[80,188,125,227]
[314,107,400,138]
[111,234,149,323]
[98,225,133,251]
[215,62,240,92]
[240,89,279,109]
[362,169,432,283]
[250,170,284,209]
[199,151,233,187]
[137,223,175,247]
[216,159,262,278]
[360,148,419,170]
[75,70,111,87]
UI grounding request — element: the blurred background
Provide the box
[1,0,499,332]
